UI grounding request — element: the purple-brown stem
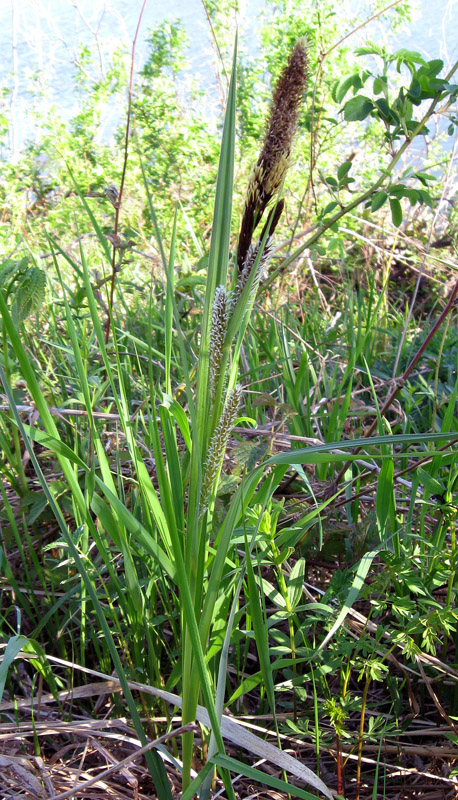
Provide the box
[332,277,458,489]
[105,0,148,343]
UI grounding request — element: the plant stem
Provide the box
[356,672,371,800]
[104,0,148,343]
[332,277,458,490]
[2,326,27,493]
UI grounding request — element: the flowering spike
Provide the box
[200,385,242,516]
[231,240,269,313]
[237,38,308,270]
[231,200,285,313]
[209,286,229,404]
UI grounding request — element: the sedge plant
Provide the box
[174,36,310,791]
[2,18,458,797]
[0,37,333,799]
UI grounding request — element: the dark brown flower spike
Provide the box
[237,37,309,271]
[231,199,285,312]
[259,198,285,244]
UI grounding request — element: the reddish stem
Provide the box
[336,733,343,796]
[332,278,458,490]
[105,0,148,343]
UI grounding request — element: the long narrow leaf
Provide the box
[0,353,172,797]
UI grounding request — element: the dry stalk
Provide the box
[104,0,148,343]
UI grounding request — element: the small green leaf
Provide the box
[413,171,437,185]
[417,188,433,207]
[343,95,374,121]
[13,267,46,322]
[0,257,28,288]
[356,44,387,58]
[337,160,353,181]
[322,201,339,216]
[287,558,305,610]
[371,190,388,212]
[260,577,287,608]
[426,59,445,77]
[403,189,420,206]
[407,79,422,100]
[389,184,408,198]
[328,237,345,257]
[0,635,27,703]
[317,548,380,652]
[376,457,395,532]
[333,73,363,104]
[392,48,426,66]
[402,575,428,596]
[389,197,403,227]
[228,671,262,703]
[373,76,386,95]
[374,97,392,122]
